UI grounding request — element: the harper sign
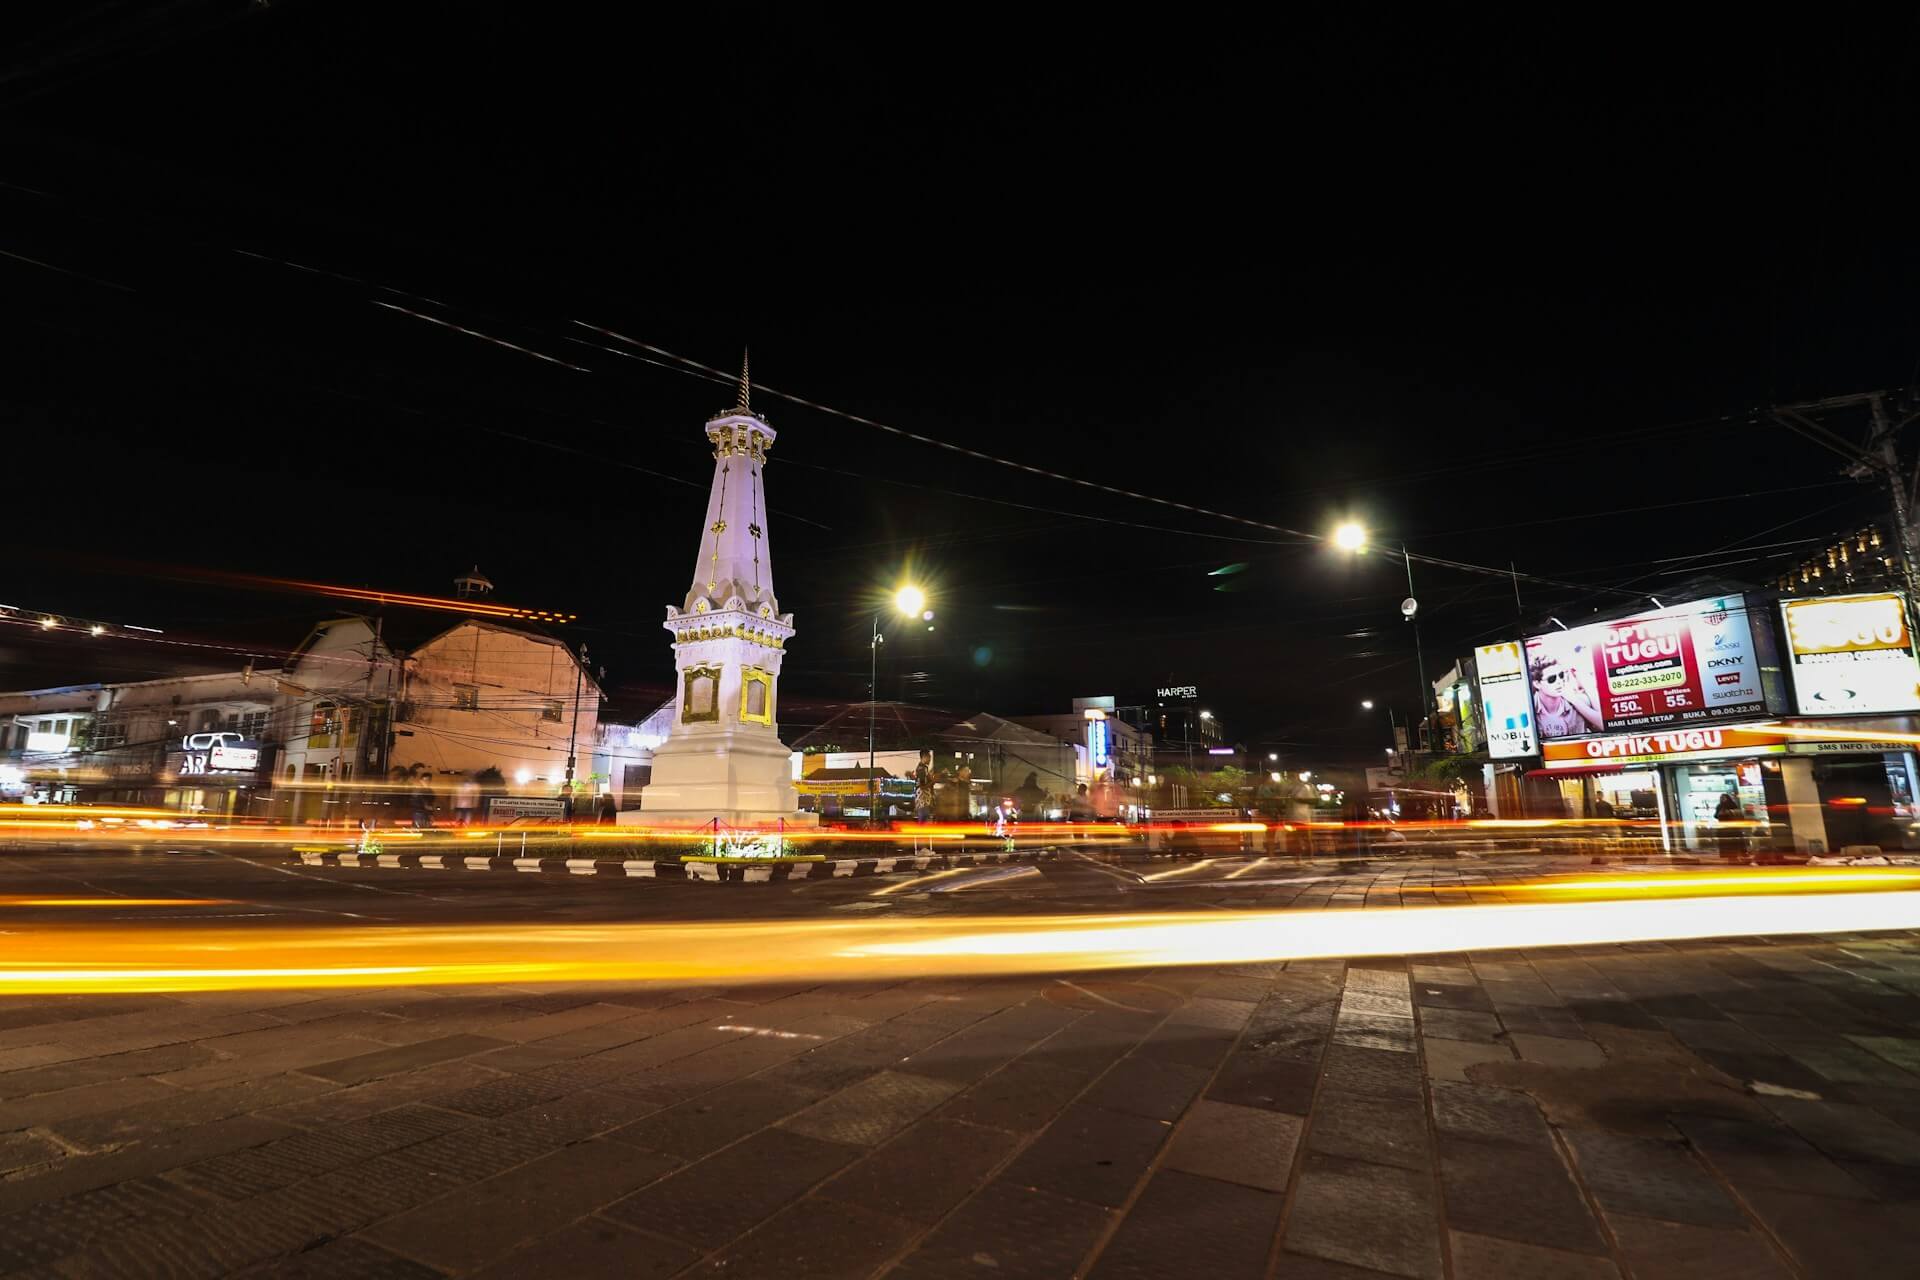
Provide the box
[1156,685,1198,700]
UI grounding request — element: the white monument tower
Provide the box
[639,354,808,825]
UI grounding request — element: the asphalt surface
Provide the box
[0,847,1917,1277]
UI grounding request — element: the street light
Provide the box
[1360,699,1374,710]
[870,584,929,827]
[1333,523,1429,766]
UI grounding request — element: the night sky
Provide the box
[3,5,1916,762]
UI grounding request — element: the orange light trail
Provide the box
[0,897,235,908]
[0,870,1912,993]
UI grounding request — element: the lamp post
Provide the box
[1333,523,1429,765]
[562,642,587,823]
[869,584,927,827]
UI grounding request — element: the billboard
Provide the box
[1782,592,1920,715]
[1474,641,1536,759]
[1524,595,1766,740]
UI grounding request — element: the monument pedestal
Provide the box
[634,727,815,826]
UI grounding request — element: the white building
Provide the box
[275,603,604,823]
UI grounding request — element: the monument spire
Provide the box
[735,348,751,414]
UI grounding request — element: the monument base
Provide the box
[622,726,816,828]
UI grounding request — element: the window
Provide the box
[195,709,221,732]
[453,684,479,711]
[92,718,128,750]
[740,667,774,725]
[309,702,337,737]
[682,666,720,724]
[541,700,564,723]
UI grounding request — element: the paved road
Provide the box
[0,849,1916,1277]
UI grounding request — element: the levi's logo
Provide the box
[1715,672,1744,685]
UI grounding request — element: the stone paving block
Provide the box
[1079,1053,1210,1121]
[1308,1087,1429,1170]
[1562,1129,1745,1227]
[0,1114,297,1214]
[1415,984,1495,1013]
[939,1059,1090,1133]
[1416,1007,1504,1043]
[1659,1016,1777,1056]
[1283,1153,1443,1280]
[231,1234,445,1278]
[780,1070,958,1147]
[1429,1081,1553,1148]
[1671,1113,1872,1198]
[50,1180,345,1278]
[1194,974,1276,1004]
[1423,1036,1515,1083]
[301,1034,508,1085]
[1770,1035,1920,1086]
[1606,1214,1795,1280]
[1734,1188,1920,1278]
[1163,1097,1300,1191]
[1334,1008,1418,1052]
[364,1138,680,1271]
[1448,1230,1621,1280]
[1207,1048,1319,1114]
[611,1080,819,1160]
[1088,1168,1282,1279]
[1438,1135,1606,1254]
[0,1175,207,1273]
[0,1041,211,1100]
[1760,1095,1920,1166]
[896,1028,1033,1084]
[1508,1032,1605,1068]
[48,1072,332,1150]
[1568,998,1664,1031]
[604,1127,862,1248]
[462,1219,696,1279]
[265,1060,503,1129]
[1848,1033,1920,1073]
[1494,1006,1590,1039]
[818,1117,1019,1224]
[0,1076,178,1131]
[1022,1011,1164,1074]
[1000,1100,1171,1207]
[1132,1018,1240,1070]
[0,1129,63,1174]
[1341,988,1414,1018]
[887,1180,1111,1279]
[429,1071,569,1117]
[1322,1042,1422,1099]
[700,1195,919,1279]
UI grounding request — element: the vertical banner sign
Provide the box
[1782,592,1920,715]
[1475,641,1536,759]
[1524,595,1765,740]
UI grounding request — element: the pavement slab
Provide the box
[887,1180,1113,1279]
[1283,1153,1444,1280]
[1087,1168,1282,1279]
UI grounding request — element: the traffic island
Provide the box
[294,848,1048,881]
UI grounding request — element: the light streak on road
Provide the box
[0,870,1913,993]
[0,897,235,908]
[1142,859,1218,882]
[1226,858,1272,880]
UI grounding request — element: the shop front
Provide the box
[1538,723,1919,855]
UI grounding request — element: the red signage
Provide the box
[1541,726,1790,768]
[1525,595,1766,739]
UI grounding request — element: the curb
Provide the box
[295,849,1046,882]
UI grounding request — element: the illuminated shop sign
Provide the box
[1086,716,1110,768]
[178,732,261,776]
[1541,726,1790,769]
[1475,641,1536,759]
[1156,686,1197,700]
[1781,592,1920,716]
[1524,595,1766,740]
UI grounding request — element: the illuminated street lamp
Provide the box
[1360,699,1373,710]
[1334,524,1429,764]
[870,584,929,827]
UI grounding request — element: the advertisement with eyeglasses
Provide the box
[1781,592,1920,715]
[1524,595,1768,740]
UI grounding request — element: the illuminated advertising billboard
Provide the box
[1474,641,1535,759]
[1524,595,1766,740]
[1782,592,1920,715]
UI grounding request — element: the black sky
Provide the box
[2,4,1916,760]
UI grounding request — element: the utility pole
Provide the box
[563,642,587,823]
[1771,390,1920,603]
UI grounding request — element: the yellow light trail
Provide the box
[0,873,1913,993]
[1226,857,1272,880]
[1142,859,1218,882]
[0,897,235,908]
